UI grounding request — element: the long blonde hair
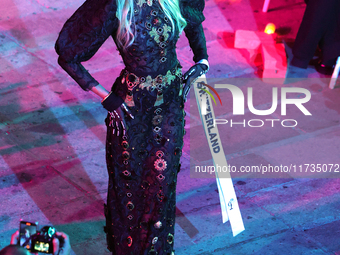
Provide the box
[116,0,187,49]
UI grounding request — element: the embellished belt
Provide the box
[120,66,183,107]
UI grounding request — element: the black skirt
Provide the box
[104,71,185,255]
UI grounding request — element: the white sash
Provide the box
[193,75,245,236]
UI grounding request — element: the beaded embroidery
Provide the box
[138,68,182,91]
[136,0,153,7]
[149,24,171,43]
[154,158,167,171]
[122,67,182,107]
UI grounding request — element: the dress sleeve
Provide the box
[55,0,119,91]
[180,0,209,63]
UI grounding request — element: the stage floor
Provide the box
[1,0,340,254]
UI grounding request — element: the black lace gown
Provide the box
[55,0,208,254]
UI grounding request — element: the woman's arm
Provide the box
[184,24,209,63]
[55,0,119,101]
[57,55,109,99]
[180,0,209,62]
[91,84,110,100]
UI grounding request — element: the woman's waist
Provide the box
[120,62,182,92]
[113,62,184,109]
[123,60,182,78]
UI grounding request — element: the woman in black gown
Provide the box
[55,0,209,254]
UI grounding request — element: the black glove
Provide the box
[182,63,209,101]
[102,92,134,136]
[101,91,124,112]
